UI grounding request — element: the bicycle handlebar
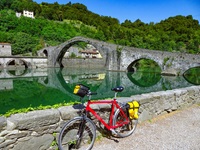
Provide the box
[88,91,97,95]
[87,86,124,96]
[74,84,124,99]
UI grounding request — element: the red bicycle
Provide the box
[58,84,139,150]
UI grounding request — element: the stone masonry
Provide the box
[0,86,200,150]
[1,37,199,75]
[47,36,200,75]
[0,43,11,56]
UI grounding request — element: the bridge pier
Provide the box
[161,68,180,76]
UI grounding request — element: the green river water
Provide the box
[0,67,199,115]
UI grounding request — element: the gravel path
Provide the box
[92,105,200,150]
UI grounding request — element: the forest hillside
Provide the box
[0,0,200,55]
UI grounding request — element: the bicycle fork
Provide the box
[75,117,87,149]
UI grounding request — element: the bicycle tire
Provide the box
[113,105,138,138]
[58,117,96,150]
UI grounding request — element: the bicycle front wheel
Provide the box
[58,117,96,150]
[113,105,138,138]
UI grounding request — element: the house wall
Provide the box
[23,10,34,18]
[0,43,11,56]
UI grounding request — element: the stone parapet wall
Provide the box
[132,86,200,122]
[0,86,200,150]
[62,58,105,68]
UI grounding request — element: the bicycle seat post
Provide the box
[87,90,92,101]
[114,92,118,99]
[111,86,124,100]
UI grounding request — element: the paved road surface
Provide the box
[92,105,200,150]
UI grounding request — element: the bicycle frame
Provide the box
[58,86,137,150]
[85,98,130,131]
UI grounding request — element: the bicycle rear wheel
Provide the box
[113,105,138,138]
[58,117,96,150]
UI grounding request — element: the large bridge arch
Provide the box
[47,36,115,68]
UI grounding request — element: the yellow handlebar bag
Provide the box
[73,84,89,97]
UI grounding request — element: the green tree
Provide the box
[12,32,37,55]
[0,0,13,9]
[0,10,18,31]
[0,1,200,55]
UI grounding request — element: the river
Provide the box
[0,67,199,115]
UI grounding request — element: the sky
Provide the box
[34,0,200,24]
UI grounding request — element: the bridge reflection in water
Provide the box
[0,68,196,115]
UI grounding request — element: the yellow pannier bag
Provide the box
[127,101,139,119]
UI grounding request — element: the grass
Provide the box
[1,101,80,117]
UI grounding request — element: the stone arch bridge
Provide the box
[47,36,200,75]
[0,56,47,69]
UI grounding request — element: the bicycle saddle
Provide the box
[111,86,124,92]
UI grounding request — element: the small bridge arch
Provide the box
[182,63,200,73]
[6,58,30,68]
[126,55,163,72]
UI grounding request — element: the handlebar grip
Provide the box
[90,92,97,95]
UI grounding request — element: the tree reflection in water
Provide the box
[183,67,200,85]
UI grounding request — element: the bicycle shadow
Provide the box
[72,104,85,109]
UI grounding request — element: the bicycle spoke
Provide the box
[113,106,138,138]
[58,117,96,150]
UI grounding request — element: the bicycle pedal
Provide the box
[110,129,118,136]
